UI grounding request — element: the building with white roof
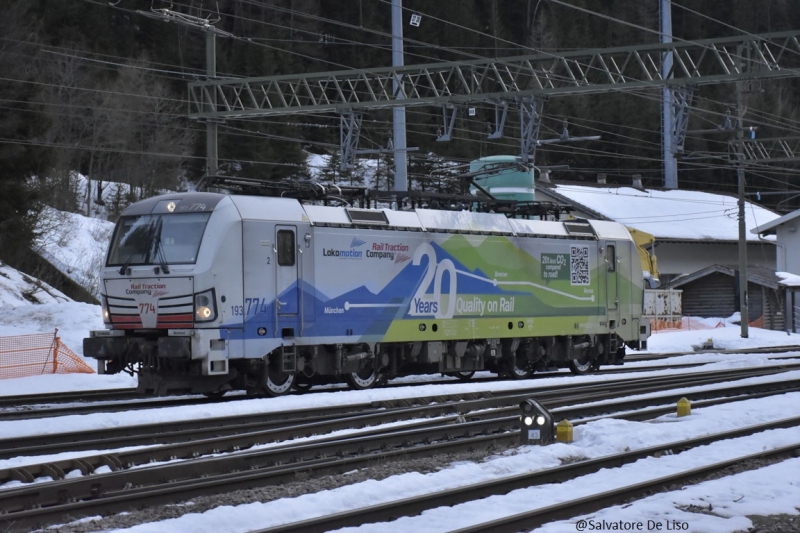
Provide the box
[536,183,780,284]
[751,209,800,276]
[752,210,800,332]
[535,181,785,329]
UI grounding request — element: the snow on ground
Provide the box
[3,205,800,531]
[0,263,71,307]
[33,206,114,300]
[1,295,800,532]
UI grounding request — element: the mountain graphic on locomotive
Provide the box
[84,182,650,397]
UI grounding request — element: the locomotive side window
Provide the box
[606,244,616,272]
[277,230,295,266]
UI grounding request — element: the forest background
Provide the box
[3,0,800,279]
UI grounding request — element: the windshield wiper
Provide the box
[152,218,170,274]
[118,252,136,275]
[119,218,158,275]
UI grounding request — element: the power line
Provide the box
[10,0,800,206]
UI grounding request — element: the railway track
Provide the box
[2,365,799,532]
[252,417,800,533]
[624,344,800,361]
[3,351,798,420]
[0,388,140,409]
[2,363,798,460]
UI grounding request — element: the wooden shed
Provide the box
[661,265,785,330]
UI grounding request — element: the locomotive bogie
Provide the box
[85,192,649,395]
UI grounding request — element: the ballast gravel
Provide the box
[43,448,496,533]
[42,449,799,533]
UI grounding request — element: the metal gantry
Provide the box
[186,30,800,179]
[732,136,800,163]
[668,86,695,155]
[519,97,545,164]
[339,111,363,171]
[189,31,800,119]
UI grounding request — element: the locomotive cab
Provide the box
[84,193,244,395]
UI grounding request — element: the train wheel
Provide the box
[264,368,295,397]
[508,360,533,380]
[345,366,378,390]
[203,390,227,400]
[452,370,475,381]
[292,374,313,393]
[568,356,595,375]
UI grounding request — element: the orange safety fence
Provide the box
[0,328,94,379]
[651,316,765,333]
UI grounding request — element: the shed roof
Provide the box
[662,264,782,290]
[537,183,779,243]
[751,209,800,236]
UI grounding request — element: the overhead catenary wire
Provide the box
[5,0,800,212]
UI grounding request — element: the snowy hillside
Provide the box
[0,262,71,307]
[33,206,114,300]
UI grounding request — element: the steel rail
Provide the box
[449,441,800,533]
[0,388,139,409]
[625,345,800,361]
[0,393,245,422]
[0,366,640,419]
[0,348,793,413]
[2,378,799,533]
[1,364,793,463]
[251,418,800,533]
[1,371,797,506]
[4,350,796,420]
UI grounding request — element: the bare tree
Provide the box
[41,53,195,216]
[121,61,195,197]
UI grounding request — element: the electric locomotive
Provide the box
[84,191,650,396]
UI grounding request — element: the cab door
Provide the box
[275,226,299,316]
[605,241,620,325]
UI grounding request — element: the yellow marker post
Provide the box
[556,419,574,443]
[677,397,691,417]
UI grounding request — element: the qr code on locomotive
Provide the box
[570,246,590,285]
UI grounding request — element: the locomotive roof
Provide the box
[290,200,631,240]
[123,192,631,241]
[119,192,228,215]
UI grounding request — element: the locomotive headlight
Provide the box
[194,289,217,322]
[101,295,111,324]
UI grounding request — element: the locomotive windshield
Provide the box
[106,212,210,267]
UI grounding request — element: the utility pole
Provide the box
[391,0,408,191]
[661,0,678,189]
[206,30,218,178]
[137,7,231,181]
[736,79,749,338]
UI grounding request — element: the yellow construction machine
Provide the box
[627,227,660,288]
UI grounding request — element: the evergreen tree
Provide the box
[0,2,51,267]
